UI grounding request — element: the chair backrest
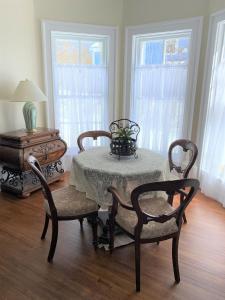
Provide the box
[130,179,199,231]
[168,139,198,178]
[77,130,112,152]
[27,155,57,217]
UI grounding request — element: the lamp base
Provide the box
[26,128,37,133]
[23,101,37,133]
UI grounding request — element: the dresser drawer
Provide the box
[24,139,66,170]
[0,146,23,169]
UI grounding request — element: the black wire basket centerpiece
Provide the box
[109,119,140,159]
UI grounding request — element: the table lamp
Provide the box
[12,79,47,133]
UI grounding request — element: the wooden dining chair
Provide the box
[77,130,112,152]
[27,155,99,262]
[168,139,198,223]
[76,130,111,226]
[108,178,199,292]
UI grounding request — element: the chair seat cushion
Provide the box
[45,186,98,217]
[115,197,178,239]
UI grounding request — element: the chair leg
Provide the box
[79,218,84,227]
[41,214,49,240]
[48,219,58,263]
[135,239,141,292]
[172,236,180,283]
[180,194,187,224]
[109,213,115,254]
[183,213,187,224]
[91,214,98,250]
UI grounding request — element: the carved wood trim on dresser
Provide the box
[0,128,67,198]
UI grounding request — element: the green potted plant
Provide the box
[114,127,135,142]
[109,119,140,158]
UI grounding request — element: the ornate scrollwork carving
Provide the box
[0,160,64,189]
[31,143,57,160]
[32,143,55,155]
[54,160,64,174]
[0,168,23,187]
[30,171,39,185]
[44,160,64,178]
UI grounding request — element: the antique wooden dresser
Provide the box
[0,128,67,198]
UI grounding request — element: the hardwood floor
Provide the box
[0,174,225,300]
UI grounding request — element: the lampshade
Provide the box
[13,79,47,102]
[12,79,47,133]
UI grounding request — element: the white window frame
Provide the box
[42,20,117,128]
[197,9,225,174]
[124,17,203,140]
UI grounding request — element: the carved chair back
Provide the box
[77,130,112,152]
[168,139,198,179]
[109,179,199,237]
[27,155,57,218]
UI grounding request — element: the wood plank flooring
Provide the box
[0,174,225,300]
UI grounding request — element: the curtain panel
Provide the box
[200,63,225,206]
[131,65,187,156]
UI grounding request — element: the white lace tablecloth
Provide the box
[69,147,171,208]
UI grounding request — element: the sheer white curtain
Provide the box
[131,65,188,156]
[54,65,108,146]
[200,62,225,206]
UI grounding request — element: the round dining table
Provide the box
[69,147,172,208]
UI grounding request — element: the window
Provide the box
[140,36,189,66]
[51,34,109,148]
[42,21,116,166]
[199,11,225,206]
[125,18,202,156]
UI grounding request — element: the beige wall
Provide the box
[123,0,209,25]
[1,0,225,138]
[0,0,45,132]
[209,0,225,13]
